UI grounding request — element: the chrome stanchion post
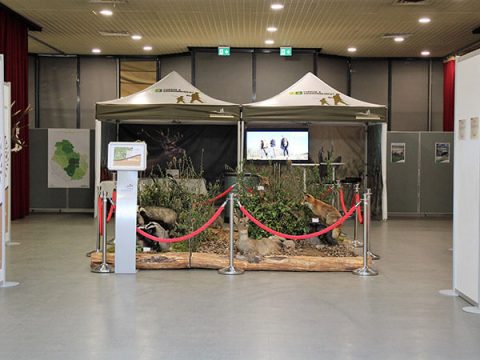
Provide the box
[86,187,102,257]
[366,188,380,260]
[92,191,114,273]
[352,183,363,248]
[353,189,378,276]
[218,193,244,275]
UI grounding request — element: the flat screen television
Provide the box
[245,129,309,161]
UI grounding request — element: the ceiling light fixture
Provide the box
[421,50,430,56]
[267,26,278,32]
[394,36,405,42]
[131,34,142,40]
[99,9,113,16]
[271,4,284,10]
[143,45,153,51]
[265,39,275,45]
[92,48,101,53]
[419,17,431,24]
[347,47,357,53]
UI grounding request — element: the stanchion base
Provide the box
[218,266,244,275]
[6,242,20,246]
[439,289,458,297]
[368,251,380,260]
[353,266,378,276]
[91,263,114,273]
[0,281,20,288]
[352,240,364,248]
[463,306,480,314]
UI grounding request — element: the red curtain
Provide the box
[443,59,455,132]
[0,9,30,219]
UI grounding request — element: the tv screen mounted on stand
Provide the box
[245,129,309,161]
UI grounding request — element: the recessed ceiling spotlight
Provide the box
[271,3,284,10]
[143,45,153,51]
[99,9,113,16]
[347,47,357,53]
[394,37,405,42]
[421,50,431,56]
[419,17,431,24]
[265,39,275,45]
[131,34,142,40]
[267,26,278,32]
[92,48,101,53]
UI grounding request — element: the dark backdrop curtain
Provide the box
[443,59,455,132]
[0,8,30,219]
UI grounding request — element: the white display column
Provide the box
[3,82,15,246]
[452,49,480,312]
[0,55,18,288]
[107,142,147,274]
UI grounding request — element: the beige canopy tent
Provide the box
[241,72,388,219]
[94,71,241,215]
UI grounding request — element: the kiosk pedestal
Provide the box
[107,142,147,274]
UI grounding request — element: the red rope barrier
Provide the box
[355,193,364,224]
[238,202,358,241]
[203,184,236,204]
[106,191,116,223]
[136,204,226,243]
[339,188,348,214]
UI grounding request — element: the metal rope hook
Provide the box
[92,191,114,273]
[353,188,378,276]
[218,192,244,275]
[352,183,364,248]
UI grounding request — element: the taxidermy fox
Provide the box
[302,193,342,242]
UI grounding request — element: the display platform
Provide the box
[90,251,366,272]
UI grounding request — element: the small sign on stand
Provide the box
[108,142,147,274]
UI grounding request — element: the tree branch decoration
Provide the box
[11,102,31,153]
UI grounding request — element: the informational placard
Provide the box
[107,142,147,171]
[48,129,90,188]
[458,119,466,140]
[435,143,450,164]
[391,143,406,163]
[471,117,479,140]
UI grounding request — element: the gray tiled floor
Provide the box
[1,214,479,360]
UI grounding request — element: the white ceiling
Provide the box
[3,0,480,57]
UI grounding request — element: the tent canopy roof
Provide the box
[96,71,240,123]
[243,72,387,123]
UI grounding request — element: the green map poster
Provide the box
[48,129,90,188]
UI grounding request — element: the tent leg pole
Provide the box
[364,124,368,191]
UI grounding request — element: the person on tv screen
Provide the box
[260,140,268,158]
[281,136,289,157]
[270,138,277,158]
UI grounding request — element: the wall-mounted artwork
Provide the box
[435,142,450,164]
[391,143,406,163]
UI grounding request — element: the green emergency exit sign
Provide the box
[280,47,292,56]
[218,47,231,56]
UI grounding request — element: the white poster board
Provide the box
[454,50,480,305]
[47,129,90,188]
[4,83,11,244]
[0,55,6,284]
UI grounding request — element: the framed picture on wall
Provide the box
[458,119,466,140]
[471,117,479,140]
[391,143,406,163]
[435,143,450,164]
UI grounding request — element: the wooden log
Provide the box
[91,252,368,272]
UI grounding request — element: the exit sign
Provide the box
[218,47,230,56]
[280,47,292,56]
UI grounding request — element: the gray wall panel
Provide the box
[431,60,444,131]
[391,60,429,131]
[387,132,419,213]
[80,57,117,129]
[161,55,191,82]
[39,56,77,128]
[256,53,313,101]
[195,52,252,103]
[29,129,67,209]
[316,56,349,94]
[350,60,388,105]
[28,55,36,128]
[419,132,453,213]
